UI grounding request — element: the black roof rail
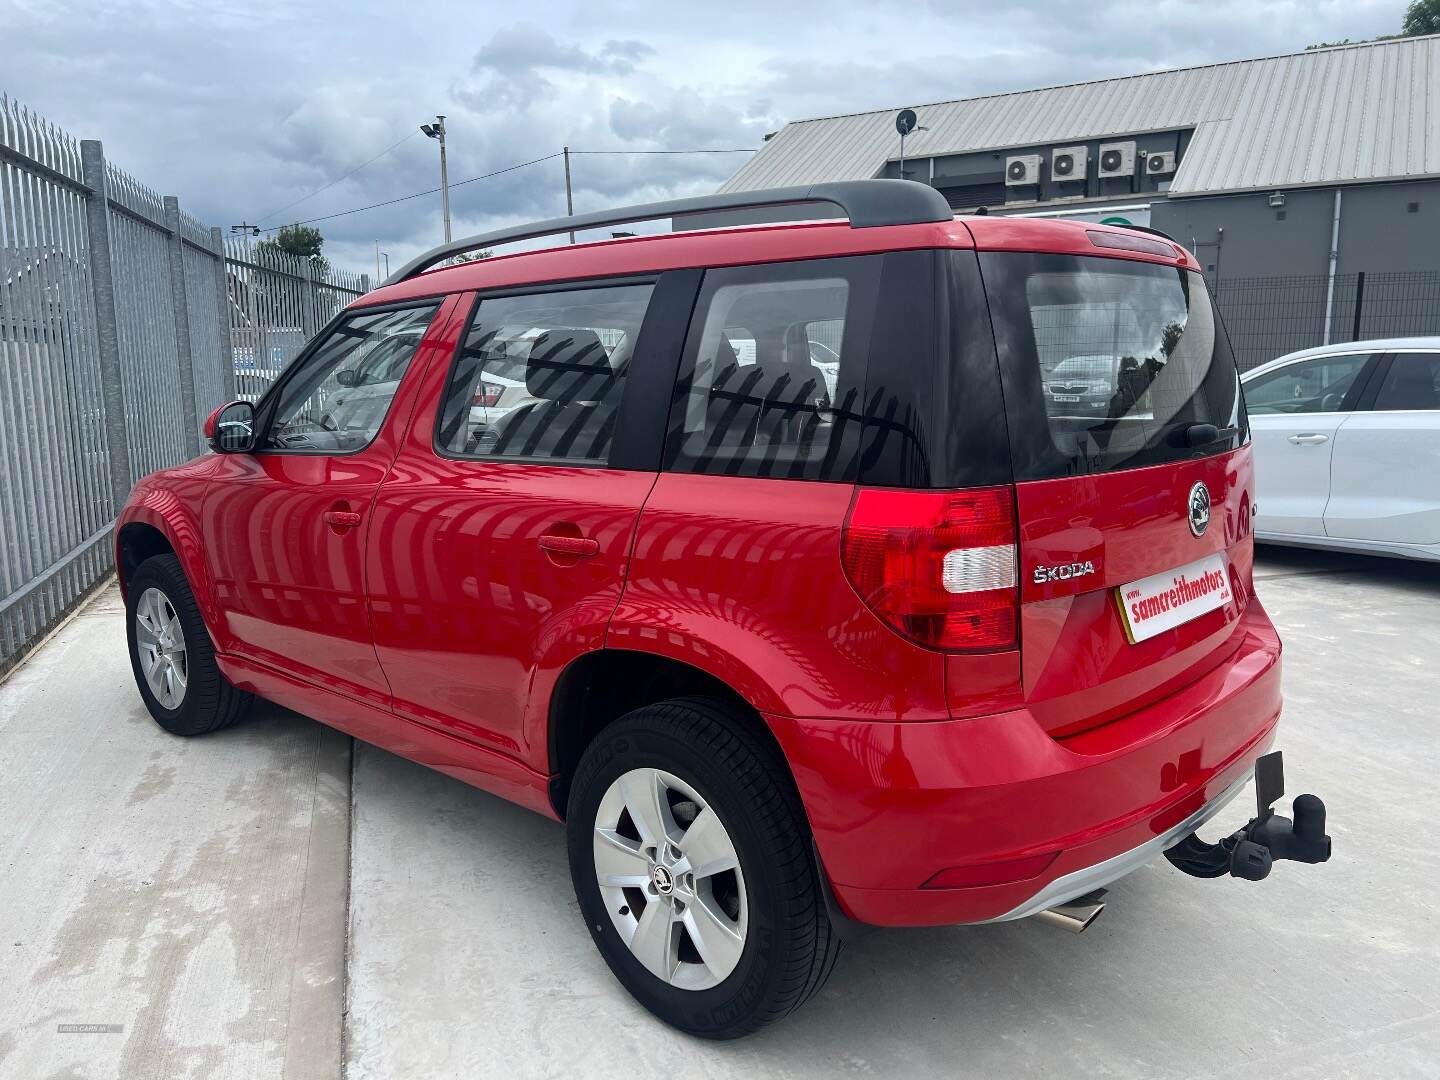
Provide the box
[383,179,954,286]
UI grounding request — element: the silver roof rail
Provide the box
[383,179,953,286]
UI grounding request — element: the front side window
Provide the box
[436,282,653,463]
[1371,352,1440,412]
[1245,354,1371,415]
[665,259,875,481]
[262,302,440,452]
[982,252,1245,480]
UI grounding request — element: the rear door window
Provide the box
[1370,352,1440,411]
[981,252,1246,480]
[436,282,653,464]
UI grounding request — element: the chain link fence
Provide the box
[1214,271,1440,372]
[1,94,366,674]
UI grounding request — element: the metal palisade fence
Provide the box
[0,94,367,674]
[1214,270,1440,372]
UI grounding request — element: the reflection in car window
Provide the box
[1371,353,1440,412]
[436,283,653,463]
[666,261,868,481]
[982,252,1244,480]
[1244,354,1370,415]
[263,303,440,453]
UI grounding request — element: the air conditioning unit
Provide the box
[1005,154,1041,186]
[1145,150,1177,176]
[1097,141,1136,178]
[1050,146,1087,182]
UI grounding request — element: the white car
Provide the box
[1242,337,1440,561]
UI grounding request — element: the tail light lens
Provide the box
[841,486,1018,652]
[472,381,503,408]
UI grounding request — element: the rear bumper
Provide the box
[767,601,1282,927]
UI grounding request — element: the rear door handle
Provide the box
[323,510,363,529]
[1287,433,1329,445]
[538,534,600,557]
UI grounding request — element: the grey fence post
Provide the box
[79,139,134,512]
[211,226,237,400]
[299,257,318,340]
[360,273,371,293]
[162,196,201,454]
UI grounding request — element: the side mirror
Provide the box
[205,400,256,454]
[334,368,359,388]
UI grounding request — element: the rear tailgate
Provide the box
[1017,447,1254,736]
[972,240,1251,738]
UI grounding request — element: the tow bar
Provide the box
[1165,751,1332,881]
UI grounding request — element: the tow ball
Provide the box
[1165,751,1332,882]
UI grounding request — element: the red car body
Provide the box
[117,210,1277,928]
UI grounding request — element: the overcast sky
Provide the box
[2,0,1407,274]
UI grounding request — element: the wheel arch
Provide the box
[115,497,221,643]
[545,648,799,822]
[116,521,175,599]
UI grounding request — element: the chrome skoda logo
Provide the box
[1188,482,1211,538]
[650,865,674,895]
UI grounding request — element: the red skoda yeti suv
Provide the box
[117,181,1330,1038]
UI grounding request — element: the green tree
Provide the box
[1403,0,1440,36]
[1309,0,1437,49]
[256,224,328,272]
[450,249,494,263]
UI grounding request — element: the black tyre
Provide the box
[567,697,841,1038]
[125,554,253,736]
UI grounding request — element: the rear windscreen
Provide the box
[979,252,1245,481]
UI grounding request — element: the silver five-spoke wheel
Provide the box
[133,586,188,710]
[593,767,747,990]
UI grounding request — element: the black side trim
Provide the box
[1352,352,1394,412]
[611,269,703,472]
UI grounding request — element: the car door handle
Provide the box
[323,510,363,529]
[1288,433,1329,445]
[538,534,600,557]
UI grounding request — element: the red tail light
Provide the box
[472,382,503,408]
[841,486,1018,652]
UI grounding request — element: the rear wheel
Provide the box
[125,554,252,736]
[567,697,841,1038]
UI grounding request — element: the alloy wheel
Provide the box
[593,767,748,991]
[134,587,188,710]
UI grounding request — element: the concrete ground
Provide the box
[2,548,1437,1079]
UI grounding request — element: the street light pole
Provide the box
[563,145,575,244]
[422,114,452,244]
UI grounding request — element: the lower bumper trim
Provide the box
[984,771,1252,923]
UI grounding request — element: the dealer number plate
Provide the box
[1117,553,1232,643]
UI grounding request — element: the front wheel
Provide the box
[125,554,253,736]
[567,698,841,1038]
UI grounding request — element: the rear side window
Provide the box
[1371,352,1440,411]
[664,257,878,481]
[436,282,653,463]
[980,252,1245,480]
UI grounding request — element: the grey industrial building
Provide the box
[707,35,1440,364]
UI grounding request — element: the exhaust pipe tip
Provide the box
[1032,892,1107,934]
